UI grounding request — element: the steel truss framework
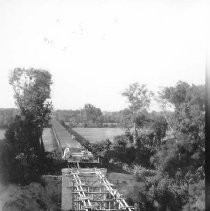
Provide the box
[65,168,134,211]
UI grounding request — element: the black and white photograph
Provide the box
[0,0,205,210]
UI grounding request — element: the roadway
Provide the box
[51,119,82,150]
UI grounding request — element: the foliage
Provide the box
[101,81,205,210]
[134,109,150,129]
[157,82,205,177]
[55,104,103,127]
[160,81,205,136]
[90,139,112,166]
[149,112,168,144]
[122,82,154,144]
[87,110,168,170]
[0,140,17,184]
[9,68,53,153]
[9,68,53,128]
[153,81,205,209]
[0,138,42,185]
[118,108,133,128]
[82,104,103,127]
[111,135,135,164]
[182,179,205,211]
[134,132,157,168]
[126,165,188,211]
[54,106,168,130]
[55,109,82,127]
[0,108,18,128]
[3,117,56,184]
[1,68,53,185]
[122,83,153,113]
[135,111,168,145]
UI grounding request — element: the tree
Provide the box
[9,68,53,153]
[82,104,102,127]
[149,112,168,146]
[111,135,135,164]
[160,81,205,141]
[2,68,53,184]
[134,109,150,129]
[119,108,133,128]
[122,83,153,144]
[0,108,17,128]
[154,81,205,209]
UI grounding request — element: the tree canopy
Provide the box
[9,68,53,128]
[82,104,102,126]
[122,82,153,114]
[122,82,153,144]
[2,68,53,184]
[89,81,205,210]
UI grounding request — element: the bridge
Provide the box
[49,119,134,211]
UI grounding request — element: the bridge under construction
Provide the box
[51,119,134,211]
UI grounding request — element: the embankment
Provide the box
[0,175,62,211]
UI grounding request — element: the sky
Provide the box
[0,0,206,111]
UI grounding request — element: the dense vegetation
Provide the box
[0,108,18,128]
[84,81,205,211]
[55,106,138,128]
[55,104,104,128]
[0,68,53,185]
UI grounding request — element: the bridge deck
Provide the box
[50,119,99,163]
[51,119,81,149]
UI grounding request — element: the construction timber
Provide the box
[62,168,134,211]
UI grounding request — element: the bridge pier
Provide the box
[62,168,74,211]
[61,168,107,211]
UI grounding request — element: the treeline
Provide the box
[0,108,18,128]
[54,104,122,128]
[86,81,205,211]
[55,106,173,129]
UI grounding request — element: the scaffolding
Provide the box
[62,168,134,211]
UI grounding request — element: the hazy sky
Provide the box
[0,0,206,111]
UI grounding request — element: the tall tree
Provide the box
[160,81,205,140]
[122,82,153,144]
[9,68,53,153]
[82,104,102,126]
[154,81,205,209]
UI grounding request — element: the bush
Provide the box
[0,140,17,184]
[129,165,188,210]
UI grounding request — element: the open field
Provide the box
[0,129,5,139]
[72,128,125,143]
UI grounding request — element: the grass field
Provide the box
[72,128,125,143]
[0,129,5,139]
